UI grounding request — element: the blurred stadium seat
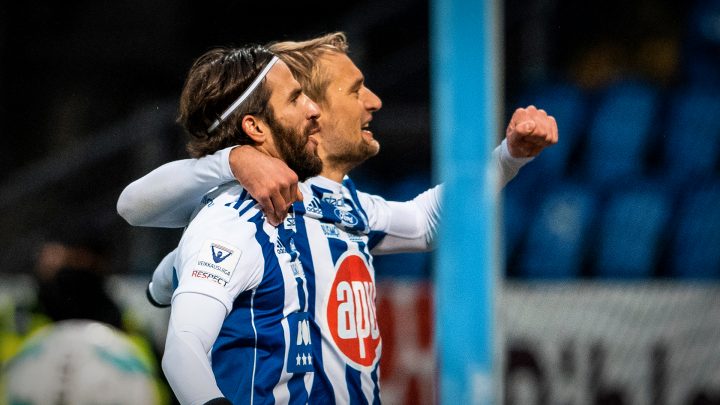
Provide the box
[668,180,720,278]
[502,186,527,269]
[593,182,672,278]
[662,88,720,182]
[584,80,660,184]
[517,184,597,278]
[514,82,588,180]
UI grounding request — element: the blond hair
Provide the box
[268,32,349,104]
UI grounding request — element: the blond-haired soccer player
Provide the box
[118,33,557,404]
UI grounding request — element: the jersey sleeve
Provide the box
[164,188,263,404]
[357,185,442,254]
[162,292,227,405]
[495,138,534,189]
[117,146,236,228]
[147,248,178,306]
[360,141,529,254]
[172,192,264,313]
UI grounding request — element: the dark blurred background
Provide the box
[5,1,720,404]
[1,0,718,280]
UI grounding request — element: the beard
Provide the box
[325,136,380,170]
[266,115,323,181]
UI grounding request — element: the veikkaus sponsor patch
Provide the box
[192,239,242,286]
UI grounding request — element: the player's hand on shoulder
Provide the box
[506,105,558,158]
[229,145,303,226]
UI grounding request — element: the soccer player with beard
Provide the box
[119,34,557,404]
[160,45,324,405]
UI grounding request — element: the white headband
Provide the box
[207,55,280,133]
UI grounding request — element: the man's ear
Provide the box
[241,115,267,144]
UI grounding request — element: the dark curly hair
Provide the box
[178,45,275,158]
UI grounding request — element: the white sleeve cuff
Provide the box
[500,138,534,167]
[216,146,237,184]
[495,138,534,189]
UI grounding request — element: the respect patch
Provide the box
[192,239,242,286]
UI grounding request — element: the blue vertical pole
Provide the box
[431,0,500,403]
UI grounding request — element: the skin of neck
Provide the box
[319,162,351,183]
[317,147,358,183]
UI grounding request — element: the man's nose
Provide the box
[363,87,382,112]
[304,95,321,120]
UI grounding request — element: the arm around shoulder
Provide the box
[117,147,236,228]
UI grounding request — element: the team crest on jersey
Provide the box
[194,239,242,286]
[333,207,359,227]
[325,253,381,369]
[321,223,341,238]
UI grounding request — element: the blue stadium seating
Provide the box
[514,82,588,179]
[502,186,527,265]
[584,80,660,184]
[593,184,672,278]
[517,184,597,278]
[668,180,720,278]
[662,88,720,182]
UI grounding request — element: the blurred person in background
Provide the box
[2,319,165,404]
[33,238,122,328]
[117,32,557,404]
[0,230,170,404]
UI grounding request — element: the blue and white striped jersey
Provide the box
[172,175,388,404]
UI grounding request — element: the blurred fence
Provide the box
[3,275,719,404]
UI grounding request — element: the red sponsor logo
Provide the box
[327,254,381,368]
[191,270,228,286]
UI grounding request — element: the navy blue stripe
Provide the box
[215,211,287,404]
[287,374,308,404]
[356,241,372,264]
[296,277,307,312]
[327,236,348,264]
[238,199,257,218]
[172,266,178,289]
[343,177,369,223]
[278,217,312,404]
[366,230,387,251]
[248,211,288,404]
[278,226,307,312]
[371,361,381,405]
[346,366,368,405]
[294,213,335,404]
[225,189,249,209]
[212,290,256,403]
